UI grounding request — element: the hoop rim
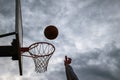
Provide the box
[21,42,55,58]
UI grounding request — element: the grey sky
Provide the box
[0,0,120,80]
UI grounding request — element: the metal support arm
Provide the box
[0,32,15,38]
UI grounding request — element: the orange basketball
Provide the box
[44,25,58,40]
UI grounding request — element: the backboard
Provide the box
[15,0,23,75]
[0,0,58,76]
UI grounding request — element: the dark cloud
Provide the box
[78,66,118,80]
[70,42,120,80]
[0,0,15,17]
[46,70,66,80]
[0,0,120,80]
[0,0,15,45]
[36,42,120,80]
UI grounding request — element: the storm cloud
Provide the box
[0,0,120,80]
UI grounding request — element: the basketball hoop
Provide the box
[21,42,55,73]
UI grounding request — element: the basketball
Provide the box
[44,25,58,40]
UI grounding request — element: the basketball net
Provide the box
[21,42,55,73]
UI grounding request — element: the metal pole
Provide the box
[0,32,15,38]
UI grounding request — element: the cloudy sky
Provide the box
[0,0,120,80]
